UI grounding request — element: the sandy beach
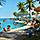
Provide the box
[0,37,11,40]
[8,25,32,32]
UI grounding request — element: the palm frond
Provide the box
[2,0,6,2]
[32,4,35,8]
[0,0,6,6]
[0,2,2,6]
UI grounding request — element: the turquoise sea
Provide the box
[0,18,25,32]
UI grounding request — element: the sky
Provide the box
[0,0,40,18]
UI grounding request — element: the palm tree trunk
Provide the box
[29,2,32,17]
[29,2,31,11]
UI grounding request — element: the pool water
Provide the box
[0,18,25,32]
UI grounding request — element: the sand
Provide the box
[7,25,32,32]
[0,37,11,40]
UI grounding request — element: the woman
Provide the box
[7,25,11,31]
[3,28,7,32]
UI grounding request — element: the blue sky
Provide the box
[0,0,40,18]
[0,0,26,18]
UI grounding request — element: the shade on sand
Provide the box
[34,7,40,12]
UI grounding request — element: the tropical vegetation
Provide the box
[13,0,36,17]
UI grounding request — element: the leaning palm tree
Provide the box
[13,0,36,17]
[17,2,26,14]
[17,0,36,13]
[24,0,36,16]
[26,0,32,11]
[0,0,6,6]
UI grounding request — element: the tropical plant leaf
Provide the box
[0,0,6,6]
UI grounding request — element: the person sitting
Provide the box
[34,23,39,28]
[3,28,7,32]
[7,25,11,31]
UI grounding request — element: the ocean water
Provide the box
[0,18,25,32]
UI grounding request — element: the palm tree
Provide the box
[17,2,27,14]
[17,2,24,11]
[13,0,36,17]
[24,0,36,17]
[25,0,32,11]
[0,0,6,6]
